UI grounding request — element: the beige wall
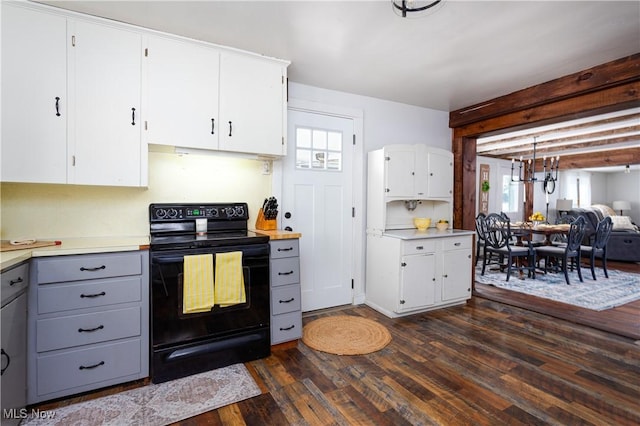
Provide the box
[0,151,272,240]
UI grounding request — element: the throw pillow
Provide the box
[610,215,638,231]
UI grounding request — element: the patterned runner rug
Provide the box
[23,363,261,426]
[475,265,640,311]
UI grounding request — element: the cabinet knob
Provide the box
[401,262,407,267]
[443,274,448,278]
[399,300,405,304]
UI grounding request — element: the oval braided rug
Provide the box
[302,315,392,355]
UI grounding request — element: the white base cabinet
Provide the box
[365,232,473,318]
[28,251,149,404]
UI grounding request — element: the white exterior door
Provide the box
[282,110,354,312]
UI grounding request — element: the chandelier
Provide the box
[392,0,442,18]
[511,137,560,194]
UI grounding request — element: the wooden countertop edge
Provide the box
[251,229,302,240]
[1,237,150,271]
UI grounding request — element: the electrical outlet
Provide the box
[262,160,272,175]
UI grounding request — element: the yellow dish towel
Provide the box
[215,251,245,307]
[183,254,215,314]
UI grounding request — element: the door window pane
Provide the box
[296,126,343,171]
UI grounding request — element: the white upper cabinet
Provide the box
[144,36,220,150]
[70,21,144,186]
[1,5,67,184]
[219,52,287,156]
[1,3,146,187]
[384,146,416,198]
[416,145,453,199]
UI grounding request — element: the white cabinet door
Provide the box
[1,5,67,184]
[219,52,285,156]
[384,146,415,198]
[427,150,453,198]
[70,21,143,186]
[442,249,472,301]
[145,36,220,150]
[399,253,436,311]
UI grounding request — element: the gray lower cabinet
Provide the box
[28,251,149,404]
[269,239,302,344]
[1,261,29,425]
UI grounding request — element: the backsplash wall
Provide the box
[0,151,271,240]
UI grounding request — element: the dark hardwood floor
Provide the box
[474,259,640,340]
[36,293,640,425]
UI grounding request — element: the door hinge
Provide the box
[352,207,355,218]
[145,48,148,57]
[351,279,354,289]
[282,136,285,145]
[352,134,356,145]
[72,155,76,166]
[144,121,148,131]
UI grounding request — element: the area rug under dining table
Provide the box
[475,265,640,311]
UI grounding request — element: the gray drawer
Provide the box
[1,261,29,306]
[271,284,301,315]
[36,252,142,284]
[36,307,141,352]
[270,239,299,259]
[270,257,300,287]
[38,276,142,314]
[271,311,302,344]
[36,338,141,397]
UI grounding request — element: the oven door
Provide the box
[150,243,270,350]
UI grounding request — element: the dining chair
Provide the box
[551,214,577,246]
[535,216,586,285]
[481,213,536,281]
[580,216,613,280]
[475,213,487,266]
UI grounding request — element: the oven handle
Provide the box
[165,333,263,362]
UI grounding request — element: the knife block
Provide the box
[255,208,277,230]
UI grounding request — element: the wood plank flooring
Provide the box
[474,259,640,340]
[35,296,640,425]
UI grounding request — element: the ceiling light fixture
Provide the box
[511,137,560,194]
[392,0,442,18]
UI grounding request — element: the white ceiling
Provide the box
[37,0,640,112]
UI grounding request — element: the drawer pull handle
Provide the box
[454,242,461,246]
[279,325,295,331]
[278,270,294,276]
[78,325,104,333]
[1,349,10,376]
[277,247,293,252]
[79,361,105,370]
[9,277,23,286]
[279,298,295,303]
[80,291,106,299]
[80,265,106,272]
[416,246,424,250]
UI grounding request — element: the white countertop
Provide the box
[0,236,149,271]
[381,228,475,240]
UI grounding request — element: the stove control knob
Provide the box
[235,206,245,216]
[225,208,235,217]
[155,209,166,219]
[167,208,178,218]
[210,208,219,217]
